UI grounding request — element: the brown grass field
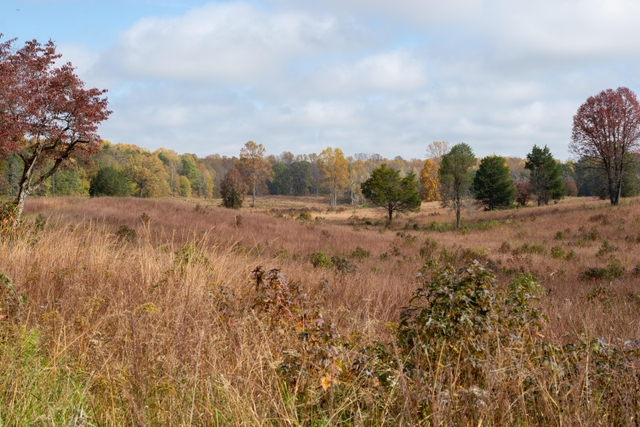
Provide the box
[1,195,639,425]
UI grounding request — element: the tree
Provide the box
[89,167,130,197]
[426,140,449,164]
[361,164,420,223]
[0,36,111,218]
[289,161,313,196]
[473,155,516,210]
[514,180,532,206]
[179,175,191,197]
[439,143,476,228]
[268,162,290,195]
[237,141,272,207]
[525,145,564,206]
[220,167,248,209]
[419,158,440,201]
[570,87,640,205]
[181,154,201,196]
[124,153,170,198]
[318,147,349,208]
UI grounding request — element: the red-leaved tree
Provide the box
[570,87,640,205]
[0,35,111,218]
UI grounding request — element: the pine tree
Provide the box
[525,145,564,206]
[473,155,516,210]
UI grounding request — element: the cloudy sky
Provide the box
[3,0,639,159]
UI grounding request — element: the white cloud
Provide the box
[54,0,640,161]
[96,2,361,85]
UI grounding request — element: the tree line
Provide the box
[2,37,640,223]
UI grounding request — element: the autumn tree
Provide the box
[439,143,476,228]
[237,141,272,207]
[220,167,248,209]
[0,36,111,218]
[361,164,420,223]
[318,147,349,208]
[525,145,564,206]
[514,180,532,206]
[426,140,450,164]
[473,155,516,210]
[570,87,640,205]
[419,158,440,201]
[124,153,170,198]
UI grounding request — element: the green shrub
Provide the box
[520,243,545,255]
[580,259,625,281]
[89,167,131,197]
[550,246,566,259]
[330,256,356,275]
[350,246,370,260]
[311,252,332,269]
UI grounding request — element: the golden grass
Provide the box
[0,195,637,425]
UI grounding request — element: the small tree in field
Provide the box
[360,164,421,223]
[439,143,476,228]
[571,87,640,205]
[514,179,532,206]
[237,141,272,207]
[419,158,440,202]
[220,168,248,209]
[525,145,564,206]
[473,155,515,210]
[0,36,111,219]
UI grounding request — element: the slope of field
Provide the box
[0,195,638,425]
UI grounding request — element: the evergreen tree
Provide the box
[473,155,516,210]
[89,167,131,197]
[360,164,421,223]
[439,143,476,228]
[525,145,564,205]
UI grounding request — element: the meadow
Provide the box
[1,195,639,426]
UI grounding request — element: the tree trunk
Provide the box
[252,186,256,207]
[14,183,29,221]
[388,207,393,224]
[139,185,144,198]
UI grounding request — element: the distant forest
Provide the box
[1,140,638,202]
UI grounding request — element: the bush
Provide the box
[311,252,332,269]
[220,168,248,209]
[580,259,625,281]
[350,246,370,260]
[89,167,131,197]
[398,261,545,381]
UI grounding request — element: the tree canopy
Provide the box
[439,143,476,228]
[360,164,420,223]
[0,36,111,218]
[237,141,272,207]
[473,155,515,210]
[570,87,640,205]
[525,145,564,206]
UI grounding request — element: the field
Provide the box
[1,195,640,425]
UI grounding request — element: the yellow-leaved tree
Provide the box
[319,147,349,209]
[419,158,441,201]
[237,141,272,207]
[124,153,171,198]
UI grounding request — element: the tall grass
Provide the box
[0,196,637,425]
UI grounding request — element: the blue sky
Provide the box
[3,0,640,160]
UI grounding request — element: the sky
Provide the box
[3,0,640,160]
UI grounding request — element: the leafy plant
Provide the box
[311,252,333,269]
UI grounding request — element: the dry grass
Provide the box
[0,195,638,425]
